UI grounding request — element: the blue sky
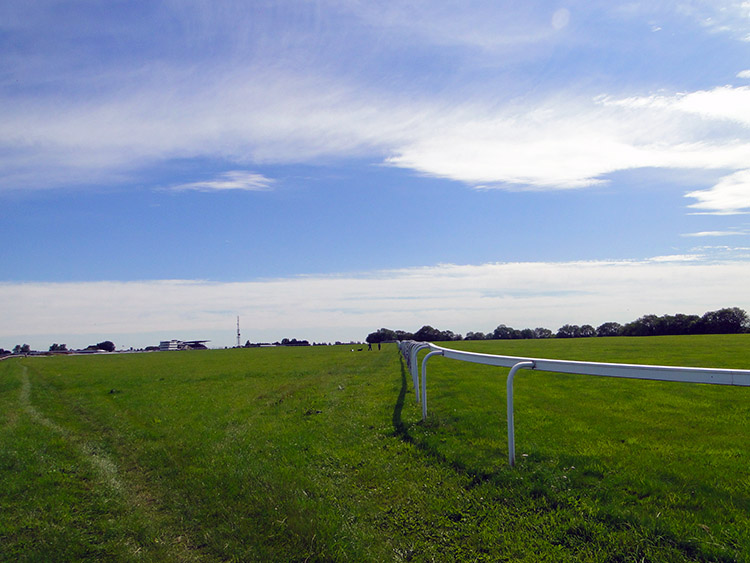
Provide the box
[2,1,750,349]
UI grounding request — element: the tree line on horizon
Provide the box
[365,307,750,343]
[0,341,116,357]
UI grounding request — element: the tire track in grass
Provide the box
[18,364,204,561]
[20,366,124,494]
[19,366,65,432]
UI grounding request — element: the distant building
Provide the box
[158,340,209,351]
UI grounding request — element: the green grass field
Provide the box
[1,336,748,562]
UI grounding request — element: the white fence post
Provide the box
[506,361,535,467]
[410,343,430,404]
[420,350,444,421]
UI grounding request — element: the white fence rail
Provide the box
[398,340,750,466]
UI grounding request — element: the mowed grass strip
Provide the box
[0,337,747,562]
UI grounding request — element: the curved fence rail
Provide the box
[398,340,750,466]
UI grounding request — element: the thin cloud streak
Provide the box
[3,257,750,350]
[682,231,747,237]
[166,171,274,192]
[342,1,570,52]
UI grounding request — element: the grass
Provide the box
[1,336,748,561]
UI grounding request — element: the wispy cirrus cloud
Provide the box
[2,1,750,202]
[339,1,572,52]
[597,86,750,214]
[166,171,274,192]
[4,72,750,198]
[4,64,750,205]
[676,0,750,40]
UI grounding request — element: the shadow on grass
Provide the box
[391,355,499,487]
[389,355,749,562]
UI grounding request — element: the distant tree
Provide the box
[519,328,535,339]
[439,329,462,341]
[533,327,552,339]
[409,326,457,342]
[664,313,700,335]
[493,324,519,340]
[96,341,115,352]
[366,328,397,344]
[612,308,749,337]
[620,315,660,337]
[0,348,9,357]
[699,307,749,334]
[13,344,31,354]
[596,322,622,337]
[49,343,68,352]
[394,330,414,341]
[280,338,310,346]
[464,331,487,340]
[577,324,596,338]
[413,325,444,342]
[556,324,579,338]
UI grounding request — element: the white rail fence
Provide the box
[398,340,750,466]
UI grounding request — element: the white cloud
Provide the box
[167,171,274,192]
[4,78,750,194]
[2,3,750,195]
[3,66,750,197]
[682,230,746,237]
[673,86,750,127]
[685,169,750,214]
[3,257,750,350]
[387,88,750,189]
[645,254,704,262]
[597,86,750,129]
[0,66,416,190]
[678,0,750,40]
[737,70,750,79]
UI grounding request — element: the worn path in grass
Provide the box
[19,366,126,495]
[2,360,207,561]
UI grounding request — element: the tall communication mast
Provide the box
[236,316,241,348]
